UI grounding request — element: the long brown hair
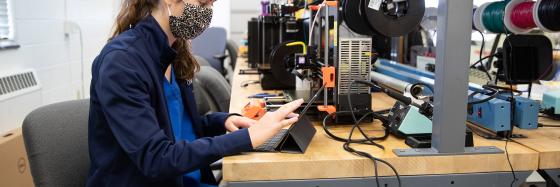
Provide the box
[111,0,199,81]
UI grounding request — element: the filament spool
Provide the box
[482,1,511,34]
[535,0,560,32]
[505,0,535,34]
[342,0,375,35]
[362,0,426,37]
[474,2,492,33]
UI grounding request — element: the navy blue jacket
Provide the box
[87,15,252,187]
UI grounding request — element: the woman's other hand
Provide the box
[224,116,257,132]
[247,99,304,148]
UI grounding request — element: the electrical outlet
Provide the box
[64,21,78,37]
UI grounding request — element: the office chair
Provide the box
[193,66,233,183]
[22,99,90,187]
[192,27,228,74]
[226,40,239,69]
[194,66,231,113]
[195,55,211,67]
[193,79,214,116]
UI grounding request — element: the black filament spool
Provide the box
[342,0,375,35]
[363,0,425,37]
[269,41,303,86]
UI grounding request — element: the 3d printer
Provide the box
[249,0,426,124]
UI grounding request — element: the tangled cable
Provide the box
[321,80,402,187]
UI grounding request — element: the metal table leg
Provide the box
[538,169,560,187]
[224,171,531,187]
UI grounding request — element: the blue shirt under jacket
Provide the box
[87,15,252,187]
[164,69,216,187]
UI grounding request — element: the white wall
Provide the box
[230,0,262,45]
[210,0,231,36]
[0,0,119,133]
[0,0,232,134]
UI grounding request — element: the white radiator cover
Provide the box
[0,70,41,102]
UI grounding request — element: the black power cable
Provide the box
[498,35,518,187]
[322,112,399,187]
[475,29,493,81]
[240,80,260,87]
[370,67,512,185]
[346,80,403,187]
[538,123,560,128]
[343,121,402,187]
[467,85,499,106]
[505,138,517,187]
[324,111,389,187]
[321,80,403,187]
[470,53,499,69]
[485,85,523,96]
[477,30,485,64]
[539,114,560,122]
[322,112,389,147]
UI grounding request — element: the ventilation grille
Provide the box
[0,70,41,101]
[338,38,372,94]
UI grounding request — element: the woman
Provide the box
[87,0,303,186]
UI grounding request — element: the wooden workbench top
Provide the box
[223,58,539,182]
[513,118,560,170]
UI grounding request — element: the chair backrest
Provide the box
[194,66,231,112]
[193,80,215,115]
[192,27,227,72]
[22,99,90,187]
[195,55,211,67]
[226,39,239,69]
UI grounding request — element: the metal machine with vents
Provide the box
[334,38,373,123]
[287,2,374,123]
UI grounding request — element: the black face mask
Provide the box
[168,2,213,39]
